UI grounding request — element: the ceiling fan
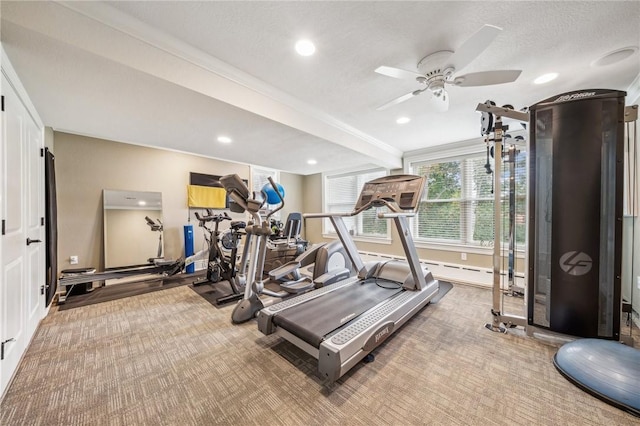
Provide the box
[374,25,522,112]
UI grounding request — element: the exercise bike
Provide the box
[192,210,247,305]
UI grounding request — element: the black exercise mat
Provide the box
[57,272,204,310]
[188,280,243,308]
[430,280,453,304]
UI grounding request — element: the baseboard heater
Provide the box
[358,251,525,289]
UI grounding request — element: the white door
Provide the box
[1,72,44,394]
[25,104,44,337]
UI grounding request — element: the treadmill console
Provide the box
[355,175,426,211]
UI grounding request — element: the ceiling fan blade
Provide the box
[376,90,423,110]
[453,70,522,87]
[445,24,502,72]
[375,66,424,81]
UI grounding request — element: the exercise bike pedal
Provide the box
[280,278,314,294]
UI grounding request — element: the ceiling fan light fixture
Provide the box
[396,117,411,124]
[533,73,558,85]
[295,39,316,56]
[591,46,638,67]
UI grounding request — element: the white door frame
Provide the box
[1,46,46,399]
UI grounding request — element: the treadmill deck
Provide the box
[272,279,403,347]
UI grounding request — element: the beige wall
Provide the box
[44,126,54,150]
[54,132,253,272]
[301,173,495,269]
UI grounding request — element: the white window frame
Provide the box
[251,165,281,218]
[250,165,280,194]
[404,138,513,255]
[322,166,391,243]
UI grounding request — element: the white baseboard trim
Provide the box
[358,250,525,290]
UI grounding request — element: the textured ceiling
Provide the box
[1,1,639,175]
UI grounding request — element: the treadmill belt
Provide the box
[273,280,403,348]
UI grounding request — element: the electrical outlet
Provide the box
[461,252,467,261]
[70,255,78,265]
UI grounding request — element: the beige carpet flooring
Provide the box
[1,283,638,425]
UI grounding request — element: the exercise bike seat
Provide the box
[230,220,246,230]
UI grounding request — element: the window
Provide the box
[323,168,389,239]
[251,166,279,194]
[251,166,281,217]
[407,145,527,248]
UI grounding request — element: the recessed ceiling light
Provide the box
[396,117,411,124]
[307,159,317,165]
[217,136,232,143]
[533,73,558,85]
[591,46,638,67]
[138,201,146,206]
[295,39,316,56]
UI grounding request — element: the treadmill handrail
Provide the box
[304,200,419,283]
[304,211,357,219]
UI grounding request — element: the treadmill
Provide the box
[257,174,440,382]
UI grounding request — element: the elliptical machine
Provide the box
[220,174,293,323]
[192,210,247,305]
[220,174,356,323]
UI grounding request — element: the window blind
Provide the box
[324,168,388,237]
[408,147,527,247]
[251,166,279,193]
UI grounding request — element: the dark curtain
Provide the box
[45,148,58,306]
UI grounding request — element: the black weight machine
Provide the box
[476,100,532,332]
[479,101,527,298]
[478,90,629,338]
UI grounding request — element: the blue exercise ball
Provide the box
[262,182,285,204]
